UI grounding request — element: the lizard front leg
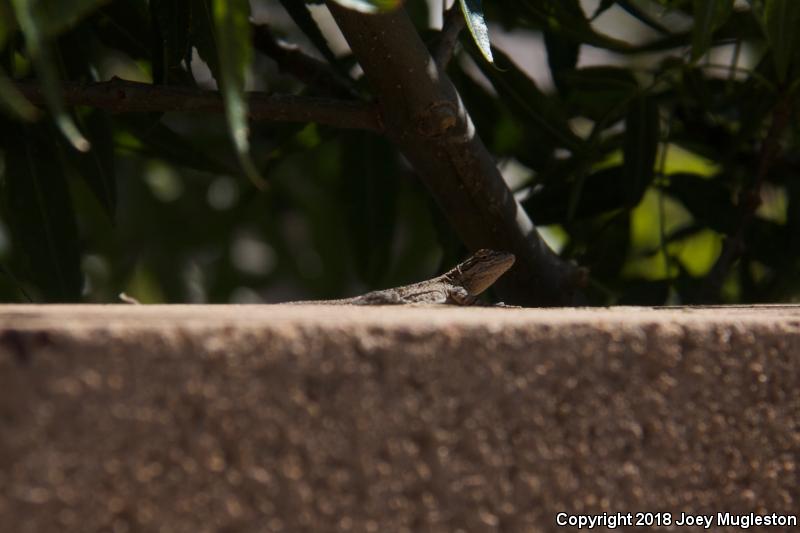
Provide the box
[446,286,477,306]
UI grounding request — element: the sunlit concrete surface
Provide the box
[1,305,799,532]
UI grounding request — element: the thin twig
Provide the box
[14,77,383,132]
[251,24,359,99]
[432,2,466,68]
[656,124,671,280]
[702,94,794,301]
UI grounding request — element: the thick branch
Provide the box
[15,78,382,132]
[326,3,580,306]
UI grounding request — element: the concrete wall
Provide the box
[1,305,799,532]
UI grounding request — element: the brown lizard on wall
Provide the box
[118,249,515,305]
[287,249,515,305]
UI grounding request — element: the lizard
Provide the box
[286,249,515,305]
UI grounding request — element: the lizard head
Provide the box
[447,249,515,296]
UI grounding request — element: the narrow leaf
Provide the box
[342,132,397,285]
[0,0,16,46]
[590,0,617,20]
[475,47,582,150]
[519,0,634,53]
[10,0,90,151]
[69,110,116,217]
[559,66,638,121]
[762,0,800,81]
[212,0,265,188]
[523,166,630,223]
[150,0,192,84]
[459,0,493,64]
[24,0,108,38]
[623,96,660,206]
[616,0,672,35]
[328,0,402,13]
[691,0,733,61]
[544,30,579,95]
[91,2,152,60]
[118,115,234,175]
[664,173,737,233]
[278,0,338,65]
[0,67,38,121]
[1,123,83,301]
[190,0,220,77]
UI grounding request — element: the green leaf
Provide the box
[189,0,220,77]
[762,0,800,81]
[278,0,338,65]
[627,9,759,55]
[0,67,38,121]
[590,0,617,20]
[559,66,638,92]
[22,0,108,38]
[691,0,733,61]
[584,212,631,278]
[328,0,402,13]
[559,66,638,121]
[10,0,91,151]
[616,0,672,34]
[459,0,493,64]
[664,173,737,233]
[212,0,265,189]
[475,46,582,151]
[117,114,234,176]
[150,0,192,84]
[68,110,116,217]
[623,95,660,206]
[0,0,16,46]
[90,2,151,60]
[1,122,83,301]
[523,166,630,223]
[517,0,635,53]
[544,30,579,94]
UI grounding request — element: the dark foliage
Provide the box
[0,0,798,304]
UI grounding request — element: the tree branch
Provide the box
[15,78,383,132]
[326,3,581,306]
[432,2,466,69]
[252,24,358,100]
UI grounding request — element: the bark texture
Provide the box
[327,4,580,306]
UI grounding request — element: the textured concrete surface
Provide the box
[1,304,799,533]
